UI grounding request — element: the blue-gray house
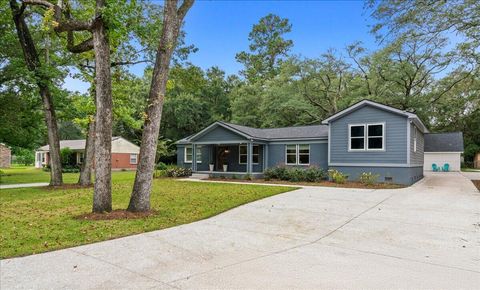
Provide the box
[176,100,429,185]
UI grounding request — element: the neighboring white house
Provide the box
[35,137,140,170]
[424,132,464,171]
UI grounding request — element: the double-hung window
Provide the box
[239,145,259,164]
[349,123,385,151]
[286,144,310,165]
[130,154,138,165]
[184,145,202,163]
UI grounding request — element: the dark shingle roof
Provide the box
[424,132,464,152]
[221,122,328,140]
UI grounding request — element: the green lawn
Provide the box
[0,169,295,258]
[0,166,80,184]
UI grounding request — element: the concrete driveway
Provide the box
[1,172,479,289]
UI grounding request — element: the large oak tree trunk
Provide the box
[78,119,95,186]
[91,0,113,212]
[10,0,63,186]
[127,0,194,212]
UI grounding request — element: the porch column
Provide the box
[247,142,253,174]
[192,143,197,172]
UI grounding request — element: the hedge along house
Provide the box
[35,137,140,170]
[176,100,445,185]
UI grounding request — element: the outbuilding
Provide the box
[424,132,464,171]
[35,137,140,170]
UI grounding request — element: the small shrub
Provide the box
[328,169,347,184]
[42,164,51,172]
[154,169,168,178]
[231,174,238,179]
[264,166,326,182]
[155,162,168,170]
[244,174,252,181]
[165,166,192,177]
[359,172,379,185]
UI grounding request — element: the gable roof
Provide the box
[321,99,429,133]
[178,121,329,143]
[37,137,137,151]
[424,132,464,153]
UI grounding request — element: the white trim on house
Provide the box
[322,100,429,133]
[238,144,259,165]
[184,145,202,164]
[348,122,385,152]
[187,122,261,142]
[129,154,138,165]
[285,144,310,166]
[329,162,420,168]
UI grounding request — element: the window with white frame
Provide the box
[130,154,138,164]
[239,145,259,164]
[184,145,202,163]
[79,152,84,164]
[367,123,384,150]
[349,123,384,151]
[413,127,417,152]
[41,153,46,163]
[349,125,365,150]
[285,144,310,165]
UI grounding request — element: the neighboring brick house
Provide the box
[35,137,140,170]
[0,143,12,168]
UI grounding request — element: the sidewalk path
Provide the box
[0,182,49,189]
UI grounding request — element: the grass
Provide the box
[0,168,295,258]
[0,165,79,184]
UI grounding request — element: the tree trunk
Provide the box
[10,0,63,186]
[78,119,95,186]
[91,0,113,212]
[127,0,194,212]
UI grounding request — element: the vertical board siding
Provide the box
[410,123,425,165]
[330,106,408,164]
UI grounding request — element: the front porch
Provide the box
[186,142,268,178]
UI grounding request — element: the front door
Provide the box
[216,146,230,171]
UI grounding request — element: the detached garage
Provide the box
[424,132,464,171]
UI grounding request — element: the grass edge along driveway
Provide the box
[0,175,296,258]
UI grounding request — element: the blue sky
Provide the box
[66,0,377,93]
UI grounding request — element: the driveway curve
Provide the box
[1,172,479,289]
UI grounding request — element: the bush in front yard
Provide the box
[328,169,348,184]
[165,167,192,177]
[359,172,379,185]
[264,166,326,182]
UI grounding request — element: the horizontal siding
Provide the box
[330,106,408,164]
[267,142,328,170]
[193,126,247,142]
[410,123,424,165]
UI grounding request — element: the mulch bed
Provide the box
[207,178,404,189]
[76,210,157,221]
[472,180,480,191]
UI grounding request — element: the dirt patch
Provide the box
[76,209,157,221]
[47,184,93,190]
[471,180,480,191]
[207,178,404,189]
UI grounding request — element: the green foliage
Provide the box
[236,13,293,82]
[359,172,380,185]
[328,169,348,184]
[60,147,75,167]
[13,149,35,166]
[264,166,327,182]
[155,162,168,170]
[165,166,192,178]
